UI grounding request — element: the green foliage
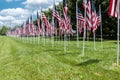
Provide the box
[0,26,10,35]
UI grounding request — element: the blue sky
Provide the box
[0,0,24,10]
[0,0,62,28]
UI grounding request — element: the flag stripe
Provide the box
[108,0,118,17]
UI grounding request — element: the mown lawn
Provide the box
[0,36,120,80]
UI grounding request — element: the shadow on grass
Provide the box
[44,49,61,52]
[56,52,81,56]
[76,59,101,66]
[113,42,120,44]
[59,52,73,55]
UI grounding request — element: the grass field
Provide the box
[0,36,120,80]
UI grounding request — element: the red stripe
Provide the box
[86,0,92,31]
[108,0,118,17]
[77,13,85,33]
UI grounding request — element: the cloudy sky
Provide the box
[0,0,62,28]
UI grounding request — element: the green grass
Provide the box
[0,36,120,80]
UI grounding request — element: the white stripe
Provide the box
[111,0,116,16]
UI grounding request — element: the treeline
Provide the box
[0,26,11,35]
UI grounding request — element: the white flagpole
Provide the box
[63,22,67,52]
[69,16,71,44]
[38,34,40,44]
[63,20,66,51]
[68,16,70,44]
[41,9,45,46]
[63,4,67,52]
[51,17,53,45]
[117,0,120,66]
[58,27,61,44]
[38,9,41,45]
[76,1,79,48]
[59,11,62,44]
[55,18,58,44]
[30,18,32,44]
[38,22,40,45]
[92,1,96,51]
[63,18,67,52]
[52,0,55,48]
[99,5,103,48]
[82,0,86,57]
[93,32,96,50]
[33,23,35,44]
[43,24,45,46]
[27,34,28,43]
[87,29,89,42]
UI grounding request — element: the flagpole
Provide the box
[54,16,58,44]
[64,30,67,52]
[82,0,86,57]
[58,12,62,43]
[63,0,68,52]
[76,1,79,48]
[59,11,62,44]
[55,18,58,44]
[87,29,89,42]
[37,19,40,44]
[68,16,71,44]
[117,0,120,66]
[41,9,45,46]
[30,17,32,44]
[42,18,46,46]
[91,0,96,51]
[52,0,55,48]
[33,27,35,44]
[38,9,41,45]
[58,27,61,44]
[93,32,96,50]
[64,19,67,52]
[38,27,40,44]
[99,5,103,48]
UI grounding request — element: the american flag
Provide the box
[42,12,52,36]
[53,6,60,20]
[15,28,21,35]
[20,23,24,36]
[108,0,118,18]
[25,18,31,36]
[91,0,98,33]
[37,11,42,35]
[63,0,73,35]
[97,9,101,27]
[77,9,85,34]
[23,22,26,35]
[85,0,92,31]
[53,5,64,35]
[30,16,36,35]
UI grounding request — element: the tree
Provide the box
[0,26,10,35]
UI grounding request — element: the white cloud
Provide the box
[0,0,62,28]
[0,8,30,17]
[23,0,48,5]
[0,8,31,27]
[0,21,3,27]
[0,16,15,21]
[23,0,62,10]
